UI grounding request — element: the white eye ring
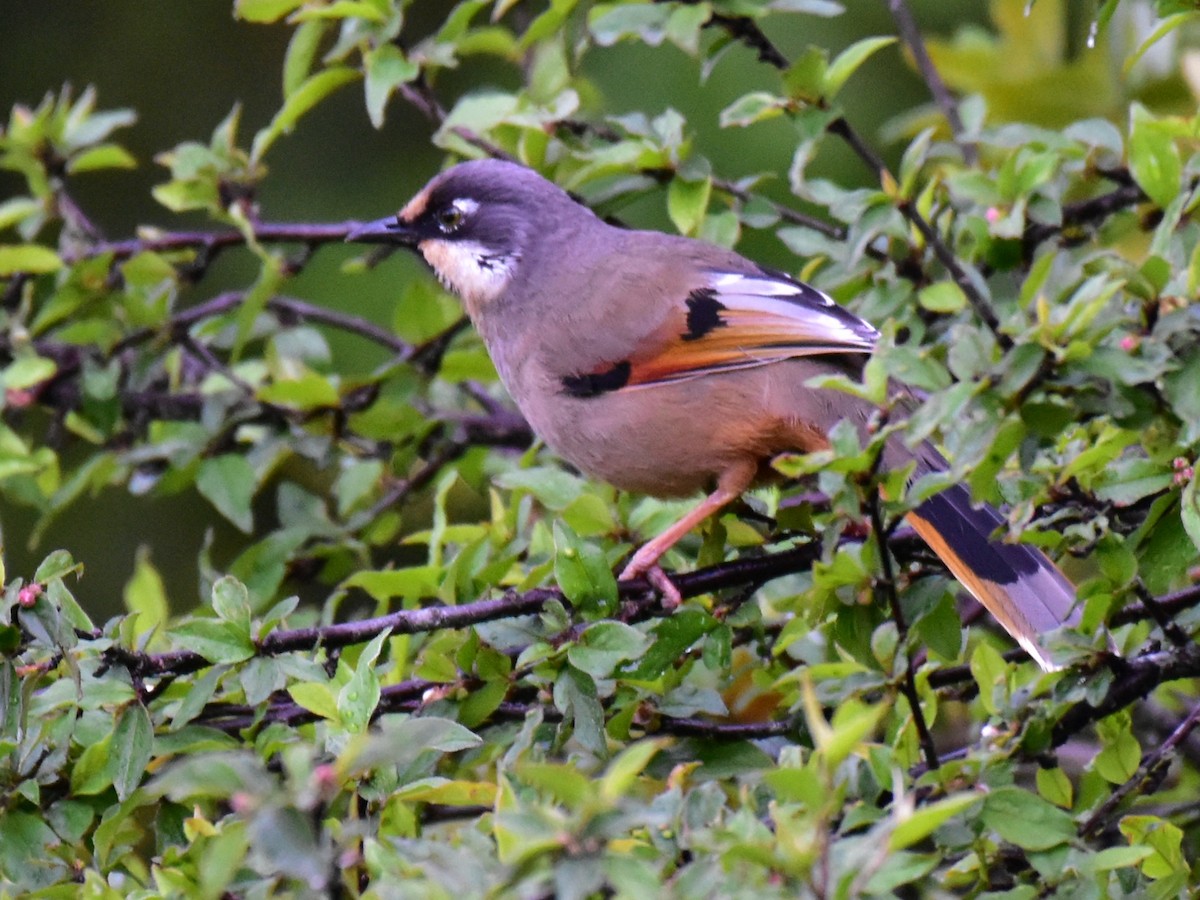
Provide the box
[435,207,463,232]
[436,198,479,233]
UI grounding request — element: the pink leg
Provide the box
[619,460,758,606]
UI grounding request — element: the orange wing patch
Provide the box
[621,277,878,389]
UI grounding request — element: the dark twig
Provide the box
[1052,645,1200,747]
[348,440,469,530]
[866,475,940,772]
[1023,182,1147,253]
[270,296,411,356]
[885,0,976,164]
[395,76,514,161]
[697,4,789,70]
[1079,699,1200,837]
[827,116,1007,345]
[73,222,360,264]
[1132,579,1191,649]
[1112,582,1200,628]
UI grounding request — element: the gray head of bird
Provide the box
[346,159,594,315]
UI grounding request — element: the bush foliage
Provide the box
[4,0,1200,896]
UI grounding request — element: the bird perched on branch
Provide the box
[348,158,1079,670]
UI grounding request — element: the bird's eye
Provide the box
[435,206,464,232]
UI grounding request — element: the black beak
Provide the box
[345,216,418,245]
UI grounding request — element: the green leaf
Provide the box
[824,36,896,97]
[1,354,57,390]
[600,739,666,801]
[824,698,886,767]
[234,0,305,23]
[890,792,981,851]
[1085,845,1153,873]
[917,281,967,314]
[567,621,650,678]
[554,667,607,757]
[35,550,83,583]
[0,244,62,276]
[0,197,40,230]
[170,618,255,664]
[1094,712,1141,784]
[981,787,1076,851]
[0,813,58,881]
[1119,815,1187,879]
[364,44,419,129]
[1036,766,1073,809]
[782,46,828,102]
[667,175,711,236]
[588,4,673,47]
[283,19,326,97]
[123,548,169,640]
[1181,474,1200,555]
[338,628,389,732]
[292,0,387,21]
[108,703,153,801]
[344,566,441,602]
[257,371,340,410]
[969,641,1006,716]
[1122,12,1198,77]
[251,67,358,162]
[626,608,715,679]
[339,715,481,778]
[211,575,252,625]
[719,91,787,128]
[1128,104,1181,209]
[67,143,136,173]
[553,521,617,614]
[196,455,257,533]
[288,681,340,721]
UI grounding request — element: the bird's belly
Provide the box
[522,364,843,498]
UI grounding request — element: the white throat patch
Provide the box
[419,238,519,314]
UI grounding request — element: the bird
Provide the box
[347,158,1080,671]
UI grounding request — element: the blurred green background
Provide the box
[0,2,993,615]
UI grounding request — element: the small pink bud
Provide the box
[1174,457,1190,470]
[1119,335,1140,352]
[312,763,338,793]
[17,583,42,608]
[986,207,1001,223]
[229,792,254,814]
[5,388,36,408]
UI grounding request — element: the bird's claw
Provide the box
[620,561,682,609]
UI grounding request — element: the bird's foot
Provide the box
[620,560,682,609]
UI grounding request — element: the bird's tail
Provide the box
[905,482,1080,671]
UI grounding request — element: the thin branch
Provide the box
[885,0,976,164]
[1079,698,1200,837]
[396,76,514,161]
[270,296,412,356]
[1112,582,1200,628]
[72,221,360,264]
[827,116,1008,346]
[1023,181,1147,252]
[640,165,847,242]
[866,473,940,772]
[1132,579,1190,649]
[346,440,469,530]
[1052,645,1200,747]
[697,4,789,70]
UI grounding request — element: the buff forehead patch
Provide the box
[399,185,432,223]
